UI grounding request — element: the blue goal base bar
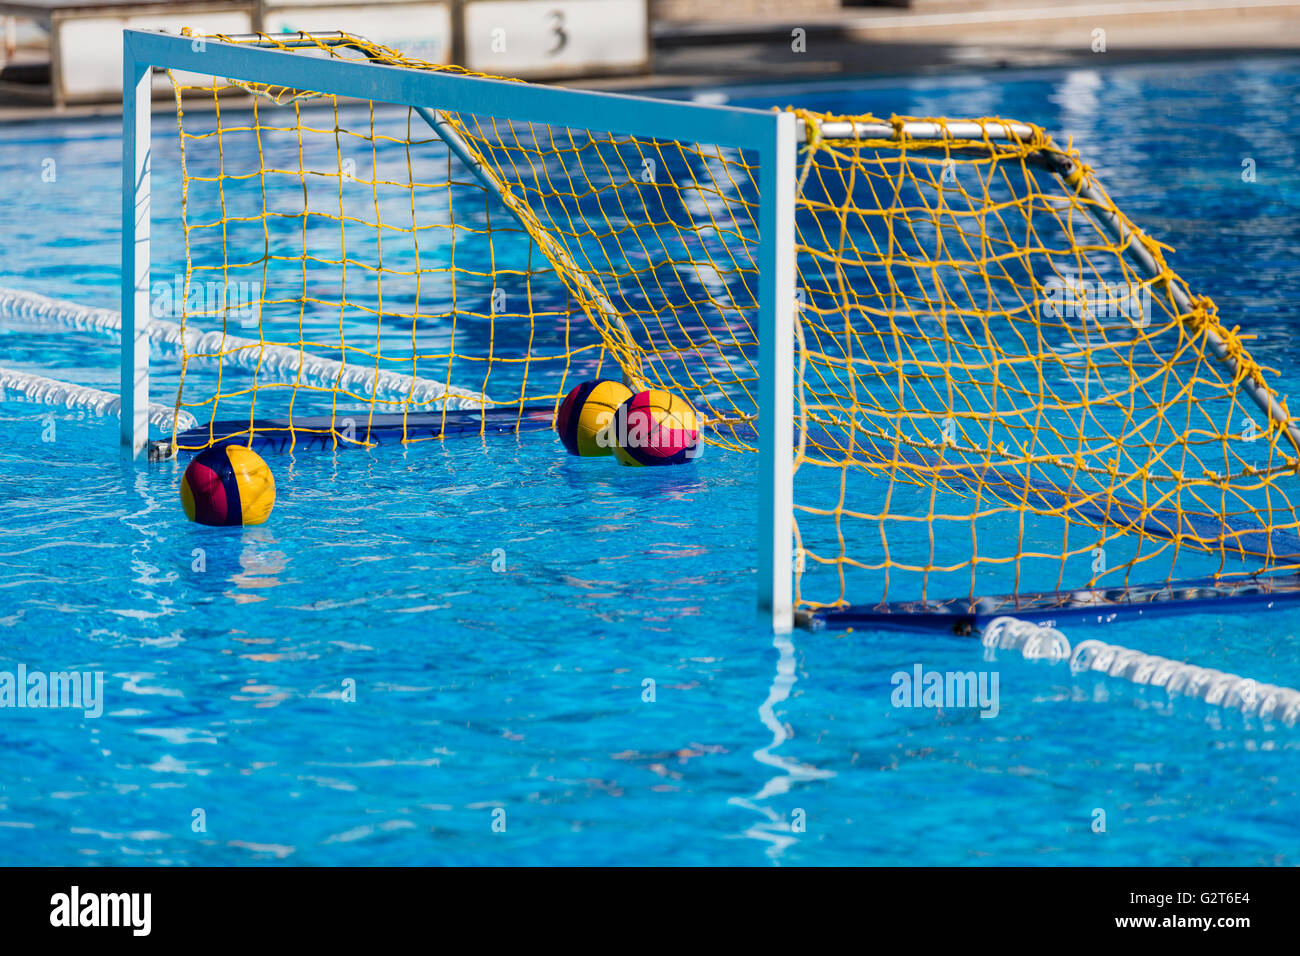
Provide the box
[801,572,1300,634]
[149,407,758,461]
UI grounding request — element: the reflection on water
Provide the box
[731,630,834,862]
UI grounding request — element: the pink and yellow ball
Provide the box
[180,445,276,526]
[612,389,701,466]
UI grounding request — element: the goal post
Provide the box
[121,28,1300,635]
[757,108,797,634]
[121,43,152,460]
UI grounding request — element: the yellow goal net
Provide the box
[154,31,1300,627]
[788,111,1300,626]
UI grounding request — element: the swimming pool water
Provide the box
[1,55,1299,865]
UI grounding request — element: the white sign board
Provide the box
[262,2,453,65]
[464,0,648,79]
[59,12,253,103]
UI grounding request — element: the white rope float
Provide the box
[0,365,197,432]
[981,616,1300,726]
[0,285,490,412]
[980,616,1071,662]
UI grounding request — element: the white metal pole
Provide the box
[757,110,797,633]
[121,35,151,459]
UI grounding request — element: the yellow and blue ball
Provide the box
[556,379,634,457]
[180,444,276,526]
[612,389,701,467]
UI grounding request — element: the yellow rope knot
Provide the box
[1179,296,1273,386]
[796,109,825,150]
[1219,325,1247,359]
[1184,300,1208,331]
[1061,153,1093,189]
[794,110,824,195]
[1213,323,1271,387]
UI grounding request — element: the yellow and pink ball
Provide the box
[180,444,276,526]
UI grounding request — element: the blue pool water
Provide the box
[2,55,1300,865]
